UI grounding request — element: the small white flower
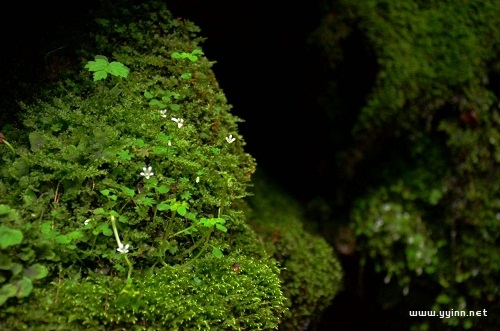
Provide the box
[140,166,154,179]
[196,176,200,183]
[159,109,167,118]
[168,140,172,147]
[84,219,91,226]
[171,117,184,128]
[226,134,236,144]
[117,242,130,254]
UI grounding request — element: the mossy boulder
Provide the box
[0,1,287,329]
[247,173,343,330]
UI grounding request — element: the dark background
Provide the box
[0,1,384,329]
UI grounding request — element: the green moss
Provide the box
[313,0,500,329]
[247,173,343,330]
[0,1,286,329]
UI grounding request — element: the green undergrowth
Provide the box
[0,0,290,329]
[247,172,343,331]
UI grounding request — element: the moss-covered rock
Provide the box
[247,173,343,330]
[0,1,287,329]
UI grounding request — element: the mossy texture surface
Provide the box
[0,1,287,329]
[247,173,343,330]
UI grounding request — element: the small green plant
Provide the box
[84,55,130,81]
[171,49,204,62]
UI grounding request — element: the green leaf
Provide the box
[169,103,180,111]
[0,253,13,270]
[0,284,17,306]
[28,132,46,152]
[118,215,129,223]
[85,58,108,72]
[108,61,130,78]
[23,264,48,280]
[156,185,170,194]
[171,52,183,59]
[186,212,197,221]
[100,189,110,196]
[121,186,135,197]
[157,203,171,211]
[56,235,70,244]
[0,226,23,249]
[144,91,154,99]
[68,231,83,240]
[15,277,33,298]
[180,73,191,80]
[212,247,223,259]
[22,189,37,207]
[93,71,108,81]
[177,206,187,216]
[93,208,105,215]
[215,224,228,232]
[11,263,22,276]
[191,49,203,55]
[117,149,133,161]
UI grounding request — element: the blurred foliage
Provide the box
[247,172,343,331]
[312,0,500,329]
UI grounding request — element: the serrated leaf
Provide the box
[23,264,48,280]
[117,149,133,161]
[108,61,130,78]
[121,186,135,197]
[191,49,203,55]
[0,226,23,249]
[187,55,198,62]
[144,91,154,99]
[171,52,183,59]
[85,59,108,71]
[93,71,108,81]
